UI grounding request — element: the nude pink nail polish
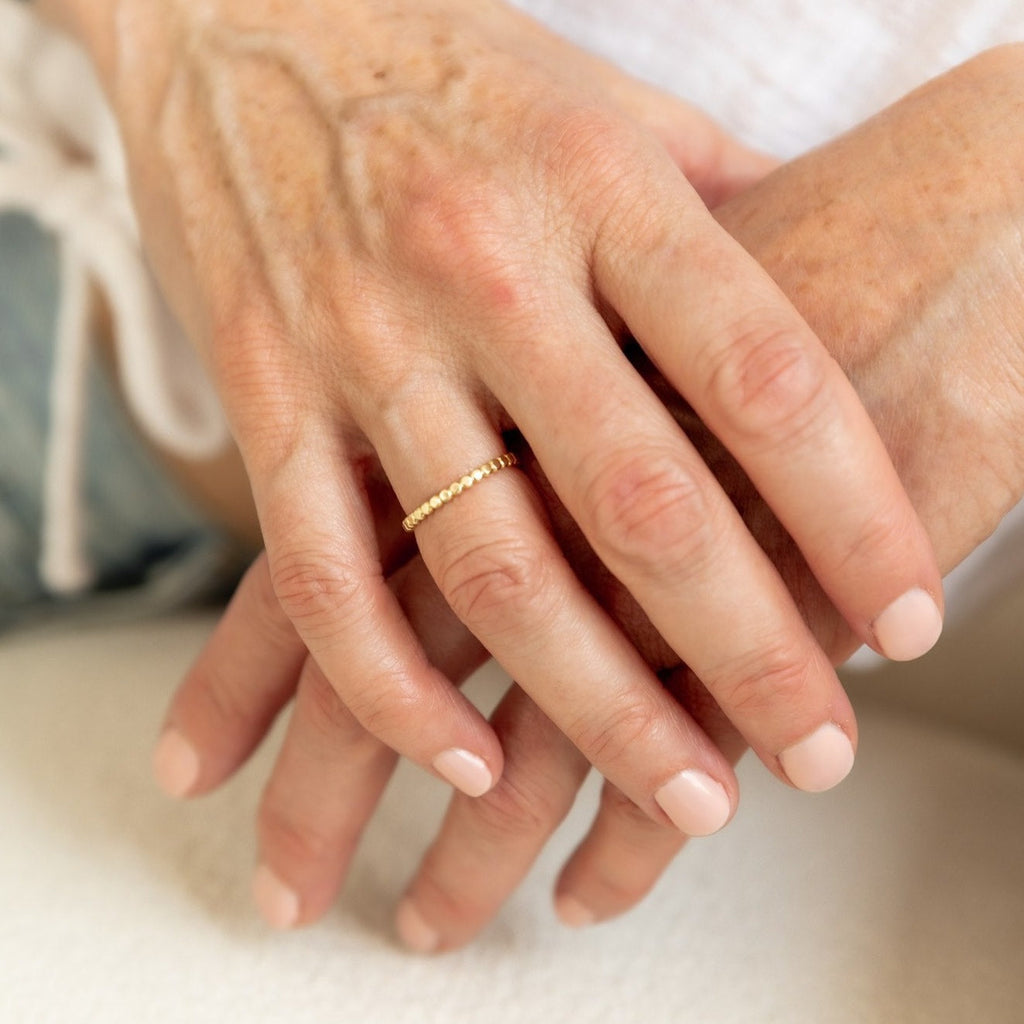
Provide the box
[152,729,199,799]
[252,865,300,930]
[396,900,440,954]
[556,895,597,929]
[872,587,943,661]
[432,749,494,798]
[779,723,855,793]
[654,770,732,836]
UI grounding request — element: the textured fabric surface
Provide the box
[0,612,1022,1024]
[0,212,237,631]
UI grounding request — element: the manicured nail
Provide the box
[555,895,597,929]
[779,723,855,793]
[152,729,199,799]
[432,748,494,797]
[252,865,300,930]
[396,900,440,954]
[872,587,943,661]
[654,769,731,836]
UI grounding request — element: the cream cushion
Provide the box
[1,603,1022,1024]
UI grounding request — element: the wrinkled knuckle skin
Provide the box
[470,773,570,843]
[438,536,551,638]
[715,641,815,720]
[269,549,367,642]
[343,683,422,746]
[409,861,487,933]
[586,451,714,577]
[832,503,919,579]
[570,700,661,773]
[258,797,338,872]
[705,321,831,445]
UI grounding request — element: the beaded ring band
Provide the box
[402,452,519,533]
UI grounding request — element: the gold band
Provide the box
[402,452,519,533]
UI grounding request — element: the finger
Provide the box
[153,552,305,798]
[484,300,859,792]
[371,397,741,839]
[253,656,399,928]
[153,460,415,799]
[253,555,490,929]
[395,684,589,954]
[554,667,747,928]
[251,427,505,797]
[591,141,945,662]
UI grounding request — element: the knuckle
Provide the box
[341,675,423,744]
[704,319,831,445]
[570,699,660,772]
[269,548,369,643]
[832,503,919,578]
[470,773,572,843]
[395,179,539,311]
[438,534,553,638]
[714,638,816,719]
[411,857,487,928]
[585,449,717,576]
[258,796,337,871]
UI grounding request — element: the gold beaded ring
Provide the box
[402,452,519,533]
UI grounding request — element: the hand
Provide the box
[155,43,1024,945]
[154,45,1024,947]
[49,0,942,818]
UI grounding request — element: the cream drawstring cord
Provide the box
[0,0,229,594]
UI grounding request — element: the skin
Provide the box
[37,0,943,826]
[157,46,1024,949]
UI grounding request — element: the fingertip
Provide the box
[431,747,497,798]
[870,587,944,662]
[152,728,200,799]
[252,864,301,930]
[653,769,733,837]
[395,899,441,955]
[554,894,598,930]
[778,723,856,793]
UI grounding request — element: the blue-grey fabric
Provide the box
[0,211,240,630]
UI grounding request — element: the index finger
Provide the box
[592,153,944,662]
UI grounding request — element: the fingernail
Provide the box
[872,587,943,661]
[432,748,494,798]
[396,900,440,954]
[779,723,855,793]
[654,769,732,836]
[152,729,199,798]
[252,865,300,930]
[555,895,597,929]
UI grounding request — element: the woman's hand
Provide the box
[45,0,943,818]
[154,44,1024,949]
